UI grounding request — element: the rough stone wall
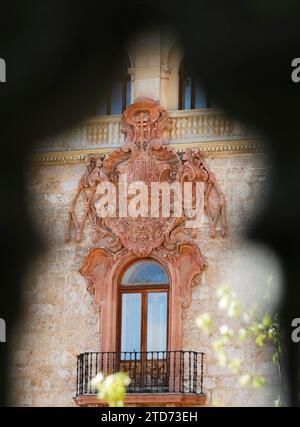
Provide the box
[9,164,100,407]
[8,152,281,407]
[182,154,281,406]
[183,154,281,406]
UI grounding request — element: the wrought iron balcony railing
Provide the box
[76,351,205,396]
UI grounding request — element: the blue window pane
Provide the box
[121,261,169,285]
[182,77,192,109]
[111,81,122,115]
[195,82,208,108]
[126,80,131,108]
[147,292,167,353]
[121,293,141,355]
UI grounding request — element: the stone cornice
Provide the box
[29,138,266,165]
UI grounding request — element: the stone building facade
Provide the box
[9,30,280,407]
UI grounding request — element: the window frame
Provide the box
[96,54,131,116]
[117,261,170,355]
[105,76,131,116]
[179,58,212,110]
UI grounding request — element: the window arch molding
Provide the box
[80,244,205,353]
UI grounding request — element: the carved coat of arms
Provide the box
[66,98,227,259]
[65,98,228,349]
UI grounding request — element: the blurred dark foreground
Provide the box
[0,0,300,406]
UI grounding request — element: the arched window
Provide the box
[179,58,212,110]
[118,260,169,356]
[96,54,131,116]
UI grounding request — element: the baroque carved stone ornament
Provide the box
[66,98,228,350]
[66,97,227,253]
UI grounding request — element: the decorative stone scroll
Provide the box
[66,98,228,351]
[66,98,227,251]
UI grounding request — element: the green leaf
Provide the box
[262,313,272,328]
[252,375,266,388]
[238,328,249,341]
[97,372,130,407]
[255,333,267,347]
[272,351,279,364]
[249,323,261,335]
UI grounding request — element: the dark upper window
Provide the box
[179,58,213,110]
[95,54,131,116]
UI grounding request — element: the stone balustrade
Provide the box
[39,109,254,151]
